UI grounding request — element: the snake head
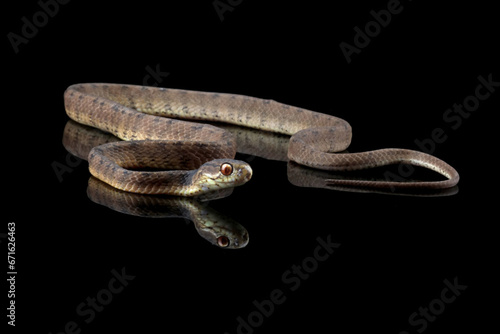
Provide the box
[195,159,253,193]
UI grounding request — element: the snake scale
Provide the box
[64,83,459,195]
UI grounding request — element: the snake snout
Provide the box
[237,163,253,182]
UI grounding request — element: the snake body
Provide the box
[64,83,459,195]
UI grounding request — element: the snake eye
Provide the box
[220,163,233,176]
[217,236,230,247]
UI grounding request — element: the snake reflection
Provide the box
[87,177,249,249]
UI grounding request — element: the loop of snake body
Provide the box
[64,83,459,195]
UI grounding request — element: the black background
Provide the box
[4,0,498,333]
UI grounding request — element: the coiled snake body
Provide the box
[64,83,459,195]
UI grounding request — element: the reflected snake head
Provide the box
[190,199,250,249]
[194,214,250,249]
[194,223,249,249]
[195,159,253,192]
[215,231,249,249]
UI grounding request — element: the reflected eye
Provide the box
[220,163,233,176]
[217,236,230,247]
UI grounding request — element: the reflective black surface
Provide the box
[5,1,497,333]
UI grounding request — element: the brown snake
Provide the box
[64,83,459,195]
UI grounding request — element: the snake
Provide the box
[64,83,459,195]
